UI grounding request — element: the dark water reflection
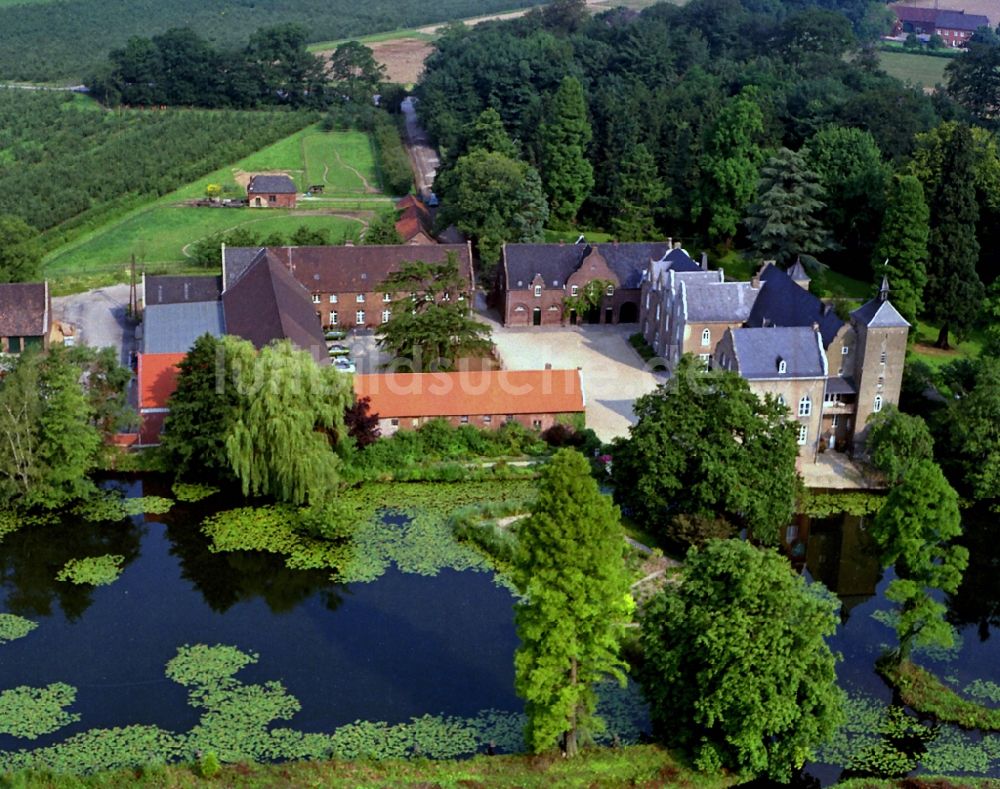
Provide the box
[0,478,521,754]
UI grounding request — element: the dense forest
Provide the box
[418,0,1000,347]
[0,90,311,248]
[0,0,543,83]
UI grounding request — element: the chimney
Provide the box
[673,240,682,250]
[700,251,708,271]
[667,237,672,248]
[812,321,820,332]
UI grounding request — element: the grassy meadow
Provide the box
[878,50,950,89]
[43,124,392,288]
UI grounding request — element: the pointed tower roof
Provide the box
[851,279,910,328]
[879,274,890,302]
[788,258,811,286]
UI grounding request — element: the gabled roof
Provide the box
[504,242,671,290]
[0,282,48,337]
[354,369,585,418]
[730,326,827,379]
[142,302,225,354]
[395,196,435,244]
[683,281,759,323]
[144,275,222,306]
[935,9,989,30]
[850,297,911,328]
[247,174,297,194]
[222,251,328,364]
[223,244,474,294]
[745,263,843,347]
[137,352,186,410]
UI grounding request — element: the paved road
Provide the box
[400,96,439,199]
[52,284,137,366]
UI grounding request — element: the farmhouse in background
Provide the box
[394,195,437,245]
[890,5,990,46]
[247,174,298,208]
[222,242,475,330]
[0,281,53,355]
[354,369,585,436]
[499,241,697,327]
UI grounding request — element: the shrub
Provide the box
[199,750,221,778]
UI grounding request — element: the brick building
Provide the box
[247,174,297,208]
[222,243,474,330]
[354,369,585,435]
[890,5,990,46]
[499,242,694,327]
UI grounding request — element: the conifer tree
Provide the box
[540,76,594,225]
[924,124,984,349]
[871,174,929,328]
[513,449,632,757]
[610,143,669,241]
[743,147,830,266]
[469,107,519,158]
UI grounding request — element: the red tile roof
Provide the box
[354,369,585,419]
[394,196,435,243]
[137,352,186,410]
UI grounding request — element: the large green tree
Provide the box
[864,405,934,485]
[162,334,251,480]
[0,215,41,283]
[869,459,968,662]
[944,356,1000,500]
[436,148,548,268]
[376,253,491,371]
[611,356,800,546]
[513,449,632,757]
[327,40,385,105]
[922,124,985,348]
[226,340,353,505]
[609,143,669,241]
[743,147,830,266]
[870,175,929,328]
[945,28,1000,125]
[694,87,766,244]
[640,539,844,780]
[539,76,594,225]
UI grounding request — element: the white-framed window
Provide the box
[312,294,320,303]
[460,415,469,424]
[778,359,787,375]
[655,304,661,321]
[534,285,542,297]
[831,414,839,428]
[777,394,786,407]
[573,285,580,297]
[383,293,391,302]
[329,294,338,304]
[873,394,883,413]
[797,423,808,445]
[356,310,366,324]
[457,293,465,301]
[824,393,842,406]
[483,415,492,425]
[532,419,543,430]
[356,294,365,303]
[701,328,711,346]
[381,309,391,324]
[606,284,615,296]
[798,396,812,417]
[390,418,399,426]
[505,414,514,423]
[442,292,451,301]
[841,345,848,355]
[329,311,338,325]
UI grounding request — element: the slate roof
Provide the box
[683,281,759,323]
[354,369,585,418]
[504,242,672,290]
[730,326,827,379]
[222,251,328,364]
[223,244,474,294]
[144,275,222,306]
[826,376,857,395]
[0,282,48,337]
[787,259,810,283]
[142,302,225,354]
[851,297,911,328]
[936,10,989,30]
[247,174,297,195]
[745,263,843,346]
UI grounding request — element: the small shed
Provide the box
[247,174,297,208]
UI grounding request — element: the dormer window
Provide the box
[572,285,580,297]
[356,294,365,303]
[777,358,787,375]
[606,285,615,296]
[329,294,338,304]
[701,328,711,347]
[534,285,542,297]
[312,294,320,303]
[383,293,391,302]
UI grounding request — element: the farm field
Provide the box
[878,49,950,89]
[43,125,391,287]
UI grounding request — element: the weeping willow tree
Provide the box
[225,340,353,505]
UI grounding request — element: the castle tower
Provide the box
[787,258,811,291]
[849,276,910,453]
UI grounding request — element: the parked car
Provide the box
[325,329,346,341]
[333,358,356,373]
[327,344,350,356]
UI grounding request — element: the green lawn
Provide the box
[543,228,614,243]
[43,125,386,287]
[878,50,950,88]
[908,321,983,370]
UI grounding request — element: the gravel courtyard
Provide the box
[489,323,665,442]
